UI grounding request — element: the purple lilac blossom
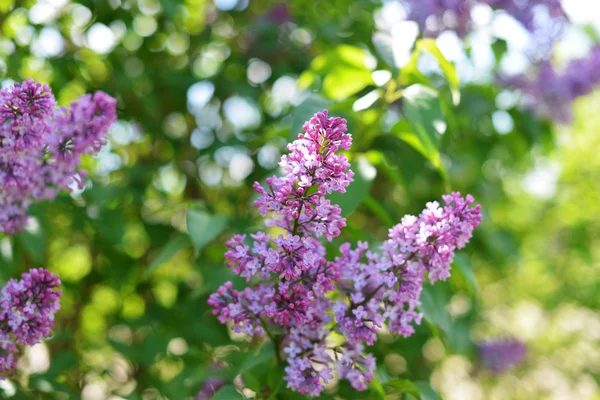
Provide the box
[0,79,117,234]
[403,0,566,37]
[195,377,225,400]
[0,268,62,378]
[208,110,482,396]
[478,337,526,373]
[502,45,600,123]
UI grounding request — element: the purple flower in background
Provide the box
[195,377,225,400]
[0,79,117,234]
[266,3,291,24]
[478,337,526,373]
[503,45,600,123]
[403,0,566,37]
[209,110,482,396]
[0,268,62,378]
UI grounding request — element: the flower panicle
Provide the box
[0,268,62,379]
[209,109,482,396]
[0,79,117,234]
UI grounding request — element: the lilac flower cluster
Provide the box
[0,268,62,378]
[477,337,526,373]
[503,46,600,123]
[403,0,565,37]
[209,110,482,396]
[0,79,117,234]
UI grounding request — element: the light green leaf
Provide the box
[322,67,374,100]
[372,32,396,70]
[329,158,376,217]
[305,45,375,100]
[420,284,452,333]
[212,385,245,400]
[417,39,460,105]
[186,210,228,253]
[291,95,331,140]
[415,381,442,400]
[146,234,191,276]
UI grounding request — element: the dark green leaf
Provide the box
[291,95,332,139]
[385,379,421,398]
[398,84,448,176]
[146,234,191,276]
[420,284,452,333]
[454,253,478,293]
[212,385,245,400]
[329,159,376,217]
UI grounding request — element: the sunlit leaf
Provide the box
[372,32,396,70]
[323,67,374,100]
[307,45,375,100]
[416,39,461,105]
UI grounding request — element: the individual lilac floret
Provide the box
[0,268,62,379]
[0,79,117,234]
[209,110,482,396]
[478,337,526,373]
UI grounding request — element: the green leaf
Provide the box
[16,228,45,264]
[385,379,421,398]
[146,234,191,276]
[420,284,452,333]
[212,385,245,400]
[416,39,460,105]
[397,84,447,175]
[329,158,376,217]
[186,210,228,253]
[267,368,284,399]
[372,32,396,70]
[305,45,375,101]
[242,372,261,392]
[237,342,275,375]
[323,67,374,100]
[291,95,331,140]
[415,382,441,400]
[454,253,478,294]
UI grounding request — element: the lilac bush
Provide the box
[0,79,117,234]
[209,110,482,396]
[0,268,62,378]
[478,337,526,373]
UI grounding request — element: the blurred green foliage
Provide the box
[0,0,598,399]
